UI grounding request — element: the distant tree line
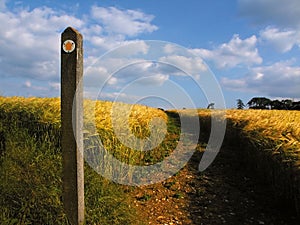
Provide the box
[236,97,300,110]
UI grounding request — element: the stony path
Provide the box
[127,146,298,225]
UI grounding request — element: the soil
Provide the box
[126,146,299,225]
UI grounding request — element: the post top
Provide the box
[63,27,82,36]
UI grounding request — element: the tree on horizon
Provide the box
[247,97,271,109]
[236,99,245,109]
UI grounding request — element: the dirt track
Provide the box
[128,146,298,225]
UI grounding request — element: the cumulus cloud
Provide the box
[159,55,207,76]
[0,3,159,99]
[238,0,300,54]
[163,43,177,55]
[109,40,150,56]
[24,81,32,88]
[98,92,140,103]
[82,7,157,51]
[91,6,158,37]
[83,59,172,99]
[0,6,83,81]
[22,80,48,92]
[134,73,169,86]
[221,61,300,98]
[259,27,300,53]
[193,34,262,68]
[83,64,170,102]
[84,63,110,89]
[110,61,171,86]
[238,0,300,28]
[49,82,60,91]
[221,77,246,91]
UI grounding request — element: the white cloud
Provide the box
[135,73,169,86]
[91,6,158,37]
[111,40,150,56]
[163,43,176,54]
[83,30,152,53]
[82,7,157,51]
[193,34,262,68]
[0,4,159,99]
[84,55,207,94]
[24,81,31,88]
[99,92,140,103]
[107,76,118,86]
[221,61,300,98]
[163,43,187,55]
[111,61,170,86]
[49,82,60,91]
[22,80,47,91]
[84,59,170,92]
[0,6,83,81]
[159,55,207,76]
[84,63,110,88]
[238,0,300,28]
[259,27,300,53]
[221,77,246,91]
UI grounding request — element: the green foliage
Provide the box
[0,127,68,224]
[247,97,300,110]
[173,192,184,199]
[136,194,152,202]
[247,97,272,109]
[236,99,245,109]
[84,166,137,225]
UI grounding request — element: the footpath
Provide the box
[128,146,298,225]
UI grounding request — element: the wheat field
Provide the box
[1,96,300,221]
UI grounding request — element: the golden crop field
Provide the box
[225,109,300,214]
[0,96,169,224]
[196,109,300,175]
[226,109,300,160]
[180,108,300,164]
[196,108,300,213]
[0,96,61,124]
[0,96,167,129]
[0,96,169,166]
[1,97,300,221]
[1,96,299,170]
[171,108,300,212]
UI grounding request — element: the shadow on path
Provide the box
[185,145,298,225]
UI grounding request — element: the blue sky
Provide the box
[0,0,300,109]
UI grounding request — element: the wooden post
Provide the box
[61,27,84,225]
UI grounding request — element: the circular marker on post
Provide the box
[63,40,76,53]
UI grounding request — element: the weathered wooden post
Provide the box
[61,27,84,225]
